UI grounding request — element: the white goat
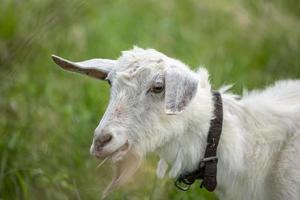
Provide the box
[52,47,300,200]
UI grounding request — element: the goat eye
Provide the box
[149,75,164,94]
[151,83,164,93]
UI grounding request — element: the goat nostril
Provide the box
[97,134,113,147]
[101,134,112,143]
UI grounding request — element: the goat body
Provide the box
[52,47,300,200]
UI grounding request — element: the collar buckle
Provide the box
[199,156,218,168]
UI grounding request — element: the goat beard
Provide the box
[101,147,142,199]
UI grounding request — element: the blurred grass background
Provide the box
[0,0,299,199]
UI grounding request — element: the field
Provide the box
[0,0,299,199]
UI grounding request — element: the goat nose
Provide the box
[95,133,113,148]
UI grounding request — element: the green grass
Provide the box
[0,0,299,199]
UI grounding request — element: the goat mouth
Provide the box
[95,141,130,162]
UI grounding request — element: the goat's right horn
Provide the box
[51,55,116,80]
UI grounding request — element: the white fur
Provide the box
[55,47,300,199]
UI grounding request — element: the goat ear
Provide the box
[51,55,116,80]
[165,67,198,115]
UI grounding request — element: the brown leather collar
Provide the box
[175,91,223,192]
